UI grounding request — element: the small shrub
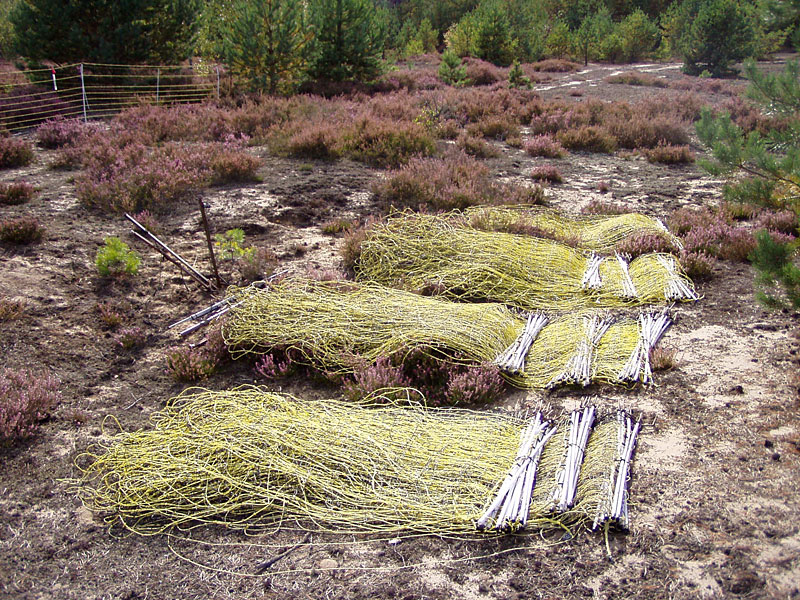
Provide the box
[115,327,146,351]
[35,117,100,149]
[668,206,717,236]
[615,231,681,257]
[645,143,695,164]
[283,123,342,160]
[581,200,627,215]
[0,135,34,168]
[606,72,667,87]
[166,346,216,382]
[0,298,25,321]
[341,224,371,275]
[557,126,617,153]
[463,58,503,86]
[679,250,716,281]
[508,60,531,89]
[524,136,565,158]
[372,152,544,211]
[531,59,580,72]
[95,237,141,277]
[755,210,798,235]
[649,345,678,371]
[237,247,278,283]
[215,228,250,260]
[341,117,435,168]
[722,202,758,221]
[0,216,43,244]
[682,222,756,261]
[0,181,35,205]
[444,363,505,404]
[438,51,468,86]
[322,219,355,235]
[131,210,161,235]
[530,165,563,184]
[597,181,611,193]
[466,116,519,141]
[254,351,295,380]
[342,356,410,402]
[456,133,500,158]
[96,301,125,329]
[0,368,60,446]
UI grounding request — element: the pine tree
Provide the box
[307,0,387,82]
[220,0,310,94]
[697,59,800,308]
[11,0,199,64]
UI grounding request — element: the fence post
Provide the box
[156,68,160,105]
[51,68,57,91]
[216,66,220,99]
[79,64,88,123]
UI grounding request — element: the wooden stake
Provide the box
[198,199,223,290]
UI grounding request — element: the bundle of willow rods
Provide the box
[462,205,683,253]
[354,212,696,311]
[594,411,641,531]
[75,387,628,536]
[221,279,670,389]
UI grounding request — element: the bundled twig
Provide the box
[657,254,700,301]
[617,311,672,384]
[593,411,641,531]
[551,406,596,513]
[476,414,558,531]
[73,388,625,536]
[354,212,697,310]
[221,278,672,389]
[548,317,613,387]
[494,312,548,374]
[463,206,684,252]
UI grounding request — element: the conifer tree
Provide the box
[11,0,199,64]
[307,0,387,82]
[697,59,800,308]
[220,0,310,94]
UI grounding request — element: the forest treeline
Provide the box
[1,0,799,88]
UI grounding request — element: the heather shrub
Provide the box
[0,181,35,205]
[372,152,544,211]
[582,200,627,215]
[237,247,278,283]
[75,141,202,212]
[342,356,411,402]
[166,346,216,382]
[615,231,681,257]
[463,58,503,86]
[645,143,695,164]
[456,133,500,158]
[607,115,689,150]
[530,165,563,184]
[524,136,565,158]
[341,223,371,275]
[466,115,519,140]
[115,327,146,351]
[649,345,678,371]
[205,137,261,183]
[96,301,125,329]
[341,350,506,406]
[557,126,617,153]
[0,368,60,446]
[755,210,798,235]
[283,123,342,160]
[340,116,435,168]
[531,59,579,72]
[35,117,101,149]
[131,210,161,235]
[679,250,716,281]
[0,216,43,244]
[254,351,296,380]
[444,363,505,404]
[721,201,758,221]
[682,221,756,261]
[0,135,34,168]
[95,237,141,277]
[0,298,25,321]
[322,219,356,235]
[668,206,717,236]
[606,72,667,87]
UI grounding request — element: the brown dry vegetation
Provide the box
[1,57,799,600]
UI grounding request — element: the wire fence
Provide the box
[0,62,223,133]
